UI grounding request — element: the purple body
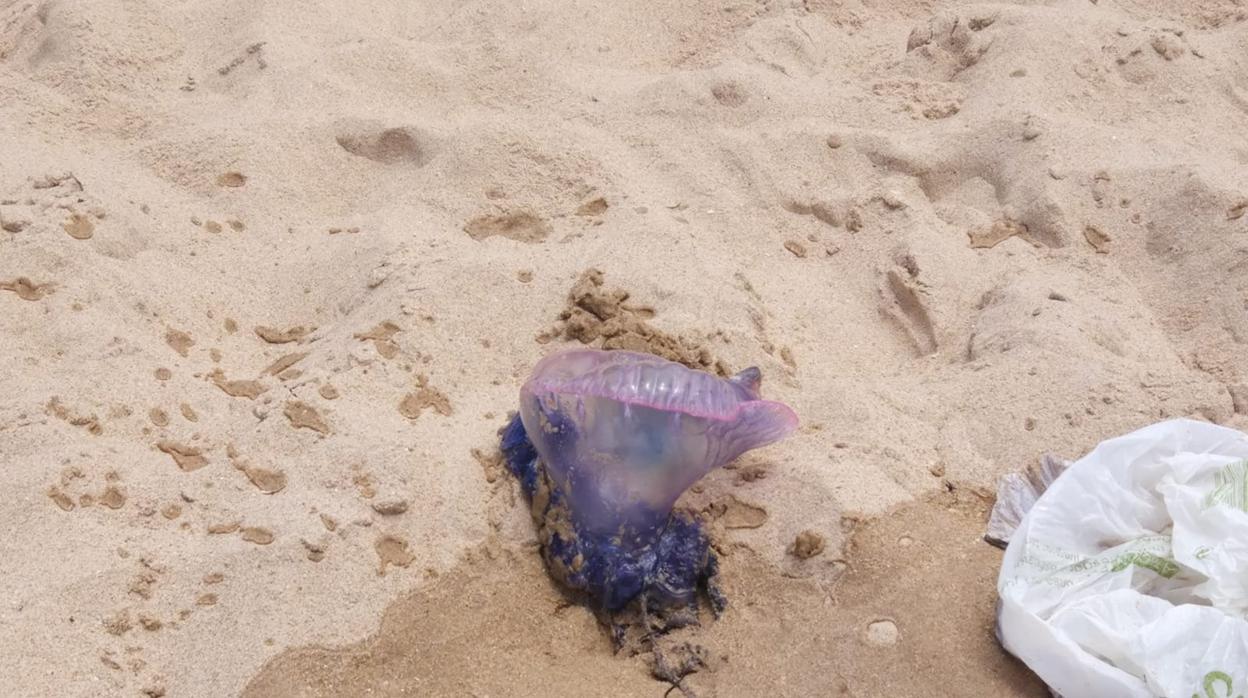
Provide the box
[519,349,798,537]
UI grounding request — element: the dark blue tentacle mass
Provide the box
[500,412,723,615]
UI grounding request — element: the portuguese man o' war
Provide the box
[500,348,798,627]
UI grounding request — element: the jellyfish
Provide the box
[500,348,798,625]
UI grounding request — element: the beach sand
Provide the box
[2,0,1246,695]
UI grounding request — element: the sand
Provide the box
[2,0,1246,696]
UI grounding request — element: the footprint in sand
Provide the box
[398,375,453,420]
[375,535,415,576]
[103,609,133,636]
[351,465,377,499]
[864,619,900,647]
[263,351,307,377]
[226,445,286,494]
[1083,225,1111,253]
[782,198,858,230]
[0,277,52,300]
[904,9,997,81]
[62,213,94,239]
[317,383,340,400]
[240,527,274,545]
[371,499,409,516]
[209,369,267,399]
[216,172,247,188]
[157,441,207,472]
[284,400,330,434]
[335,120,432,167]
[878,257,939,357]
[46,487,75,511]
[704,494,769,529]
[165,328,194,357]
[302,539,326,562]
[968,218,1032,249]
[208,521,240,535]
[127,557,165,600]
[138,614,163,632]
[784,240,808,258]
[471,448,505,484]
[98,479,127,509]
[463,209,551,243]
[255,325,313,344]
[710,80,749,107]
[354,321,401,359]
[0,207,30,233]
[790,530,827,559]
[214,41,267,79]
[46,467,126,511]
[575,197,608,217]
[1,173,109,242]
[46,396,102,435]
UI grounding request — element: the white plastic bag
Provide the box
[997,419,1248,698]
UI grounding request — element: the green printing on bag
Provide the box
[1020,536,1178,588]
[1109,551,1179,578]
[1194,670,1241,698]
[1204,460,1248,512]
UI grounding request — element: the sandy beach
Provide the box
[2,0,1247,695]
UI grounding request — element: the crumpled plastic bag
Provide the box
[996,419,1248,698]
